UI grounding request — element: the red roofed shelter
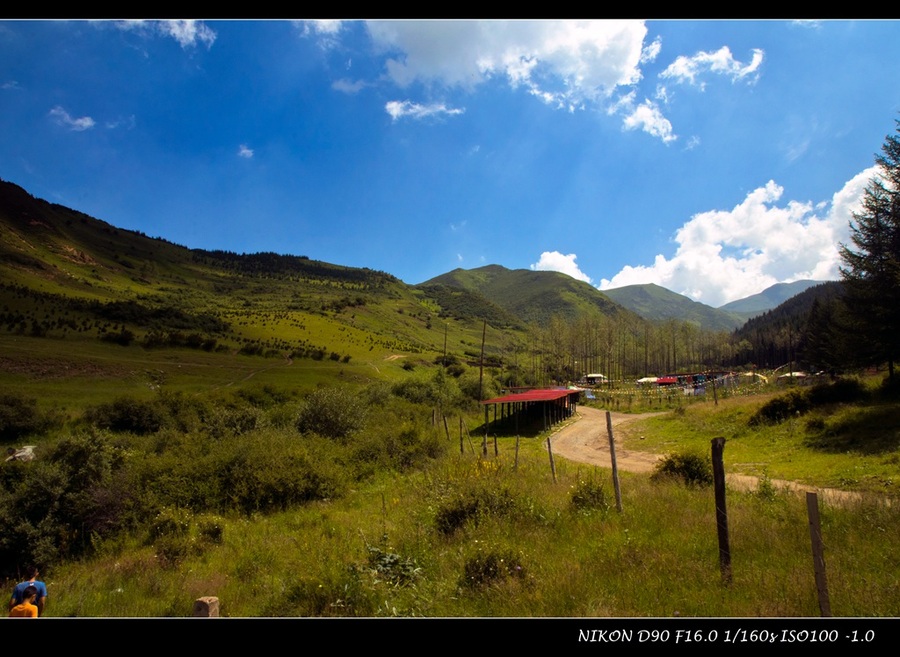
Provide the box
[480,387,581,436]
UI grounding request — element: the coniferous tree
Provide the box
[839,119,900,384]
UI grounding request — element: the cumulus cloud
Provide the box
[114,20,216,49]
[599,168,877,307]
[660,46,764,88]
[530,251,593,284]
[385,100,464,121]
[238,144,254,158]
[48,106,95,131]
[367,20,647,107]
[621,99,676,143]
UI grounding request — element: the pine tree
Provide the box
[839,119,900,384]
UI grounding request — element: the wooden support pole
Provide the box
[442,414,450,442]
[514,407,520,471]
[711,437,732,585]
[483,405,488,457]
[605,411,623,512]
[546,436,557,483]
[806,492,832,617]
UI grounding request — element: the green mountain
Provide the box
[732,281,845,369]
[418,264,629,326]
[719,280,824,319]
[0,178,516,381]
[602,283,745,331]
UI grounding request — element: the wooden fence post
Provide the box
[711,437,732,585]
[546,436,556,483]
[806,492,832,617]
[483,406,488,457]
[605,411,623,512]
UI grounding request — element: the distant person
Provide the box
[9,566,47,617]
[8,585,38,618]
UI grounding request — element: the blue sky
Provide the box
[2,19,899,307]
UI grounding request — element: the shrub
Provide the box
[434,485,518,535]
[0,393,58,441]
[569,478,609,513]
[460,549,527,589]
[220,446,344,514]
[366,544,421,587]
[651,451,713,487]
[296,386,366,440]
[86,396,164,434]
[197,514,225,545]
[148,506,192,541]
[750,380,870,427]
[749,389,809,426]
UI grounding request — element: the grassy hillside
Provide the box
[603,282,744,331]
[719,279,824,318]
[0,178,524,406]
[420,264,630,326]
[21,383,900,618]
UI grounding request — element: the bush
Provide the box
[749,389,809,426]
[366,544,421,587]
[220,443,345,514]
[651,451,713,487]
[460,549,527,589]
[86,396,164,434]
[296,386,366,440]
[569,478,609,513]
[0,393,54,441]
[435,485,518,535]
[750,380,870,426]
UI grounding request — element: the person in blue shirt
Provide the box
[9,566,47,617]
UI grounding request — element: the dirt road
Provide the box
[551,406,664,474]
[551,406,876,507]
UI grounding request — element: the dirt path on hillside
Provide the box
[551,406,879,507]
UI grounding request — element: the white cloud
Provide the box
[660,46,764,88]
[366,20,647,105]
[297,20,346,49]
[302,20,345,35]
[114,20,216,49]
[162,20,216,49]
[48,106,95,131]
[621,99,676,143]
[332,78,368,94]
[238,144,254,159]
[641,36,662,64]
[530,251,593,284]
[385,100,465,121]
[2,80,20,90]
[599,169,876,307]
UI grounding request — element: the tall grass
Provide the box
[41,438,900,617]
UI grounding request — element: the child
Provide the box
[8,585,38,618]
